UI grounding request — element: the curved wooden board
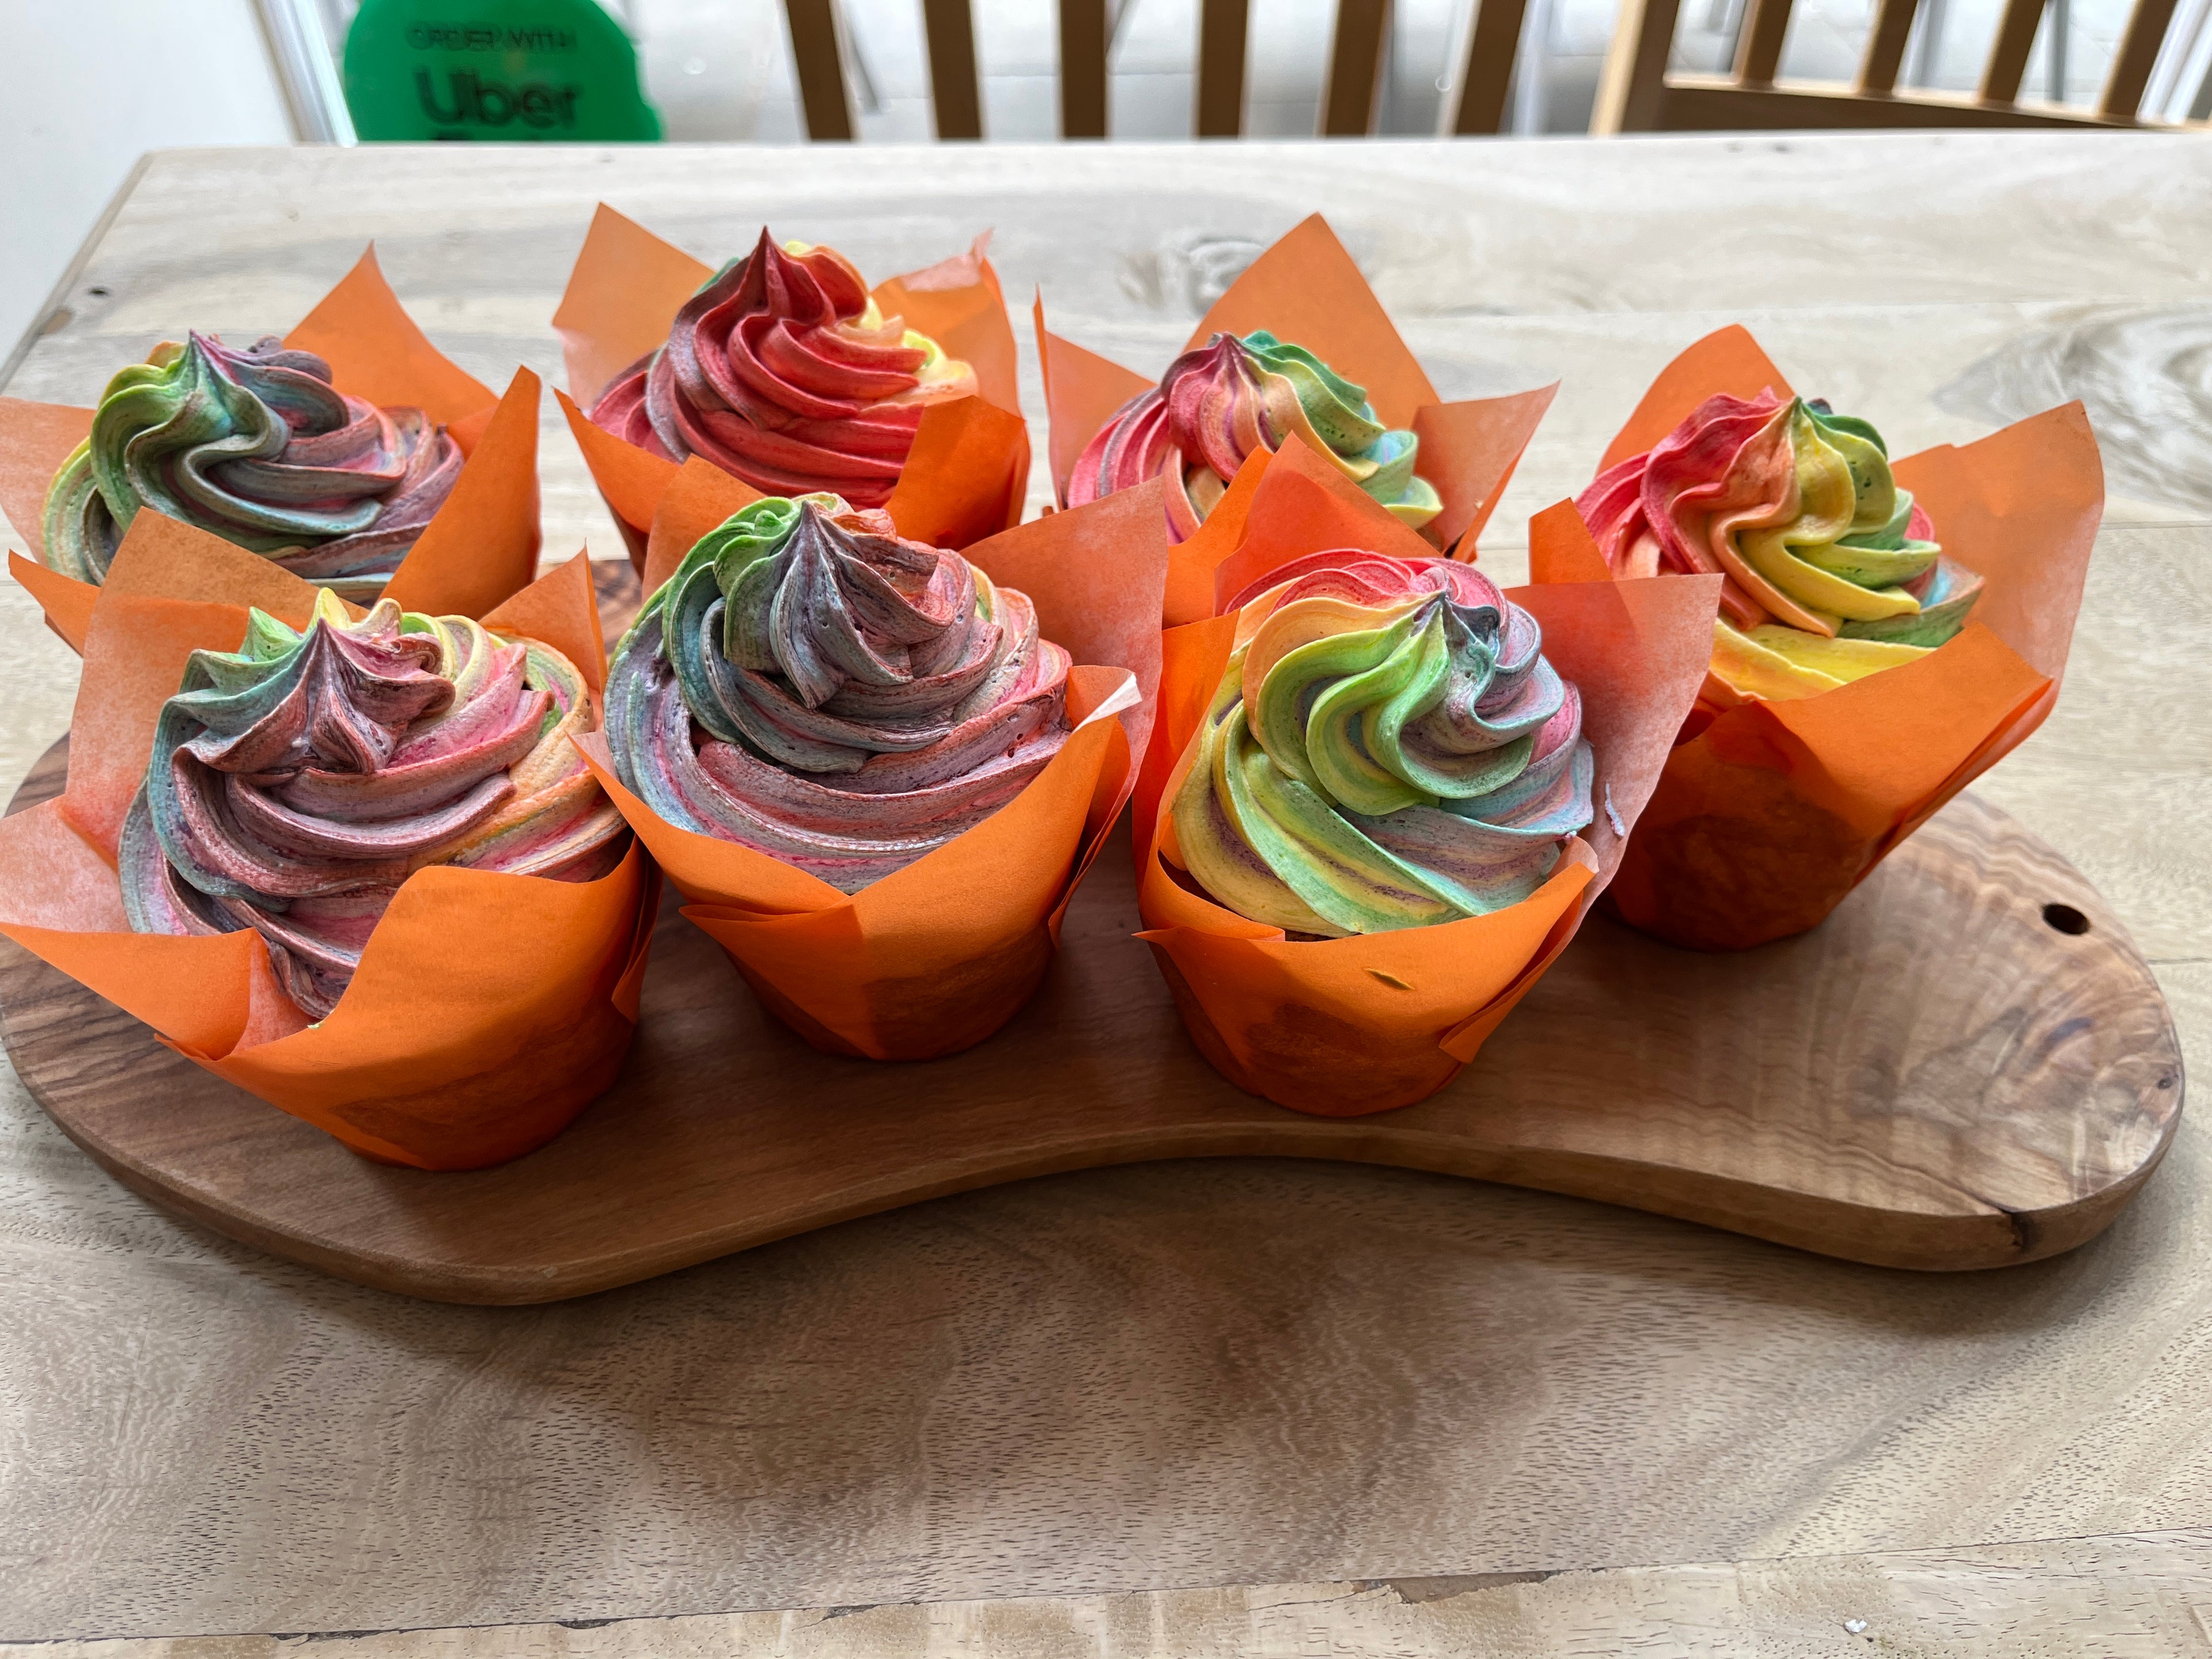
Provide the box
[0,738,2183,1301]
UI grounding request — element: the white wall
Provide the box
[0,0,294,368]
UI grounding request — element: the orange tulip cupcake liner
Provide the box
[0,521,654,1171]
[1540,325,2100,950]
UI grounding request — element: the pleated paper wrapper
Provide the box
[1036,212,1559,626]
[573,461,1170,1062]
[0,247,545,653]
[1535,325,2102,951]
[552,205,1031,568]
[0,522,657,1172]
[1132,437,1718,1117]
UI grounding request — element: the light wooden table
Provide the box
[2,134,2210,1657]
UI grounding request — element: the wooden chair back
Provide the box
[1594,0,2190,130]
[779,0,1538,140]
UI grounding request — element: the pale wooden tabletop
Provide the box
[1,134,2209,1654]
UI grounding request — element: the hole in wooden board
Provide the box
[2043,902,2091,935]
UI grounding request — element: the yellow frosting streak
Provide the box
[1735,404,1923,627]
[1711,619,1931,701]
[1741,624,1931,686]
[1710,620,1840,700]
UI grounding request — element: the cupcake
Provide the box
[1037,213,1557,624]
[604,494,1069,892]
[1577,391,1986,700]
[1551,326,2103,951]
[0,524,653,1170]
[1067,330,1442,540]
[555,208,1028,562]
[1135,440,1716,1116]
[578,463,1168,1061]
[126,591,628,1017]
[45,334,461,599]
[0,247,542,646]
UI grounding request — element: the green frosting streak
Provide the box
[1795,400,1938,587]
[1240,330,1443,530]
[1242,331,1384,454]
[1199,665,1477,935]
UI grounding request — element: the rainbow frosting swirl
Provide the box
[121,592,628,1018]
[1168,551,1592,936]
[588,232,976,509]
[1067,331,1442,542]
[1577,392,1983,700]
[605,495,1071,892]
[44,334,461,599]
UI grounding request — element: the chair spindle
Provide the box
[922,0,983,138]
[2101,0,2183,116]
[1059,0,1110,137]
[1980,0,2049,103]
[1856,0,1923,93]
[1197,0,1251,135]
[1591,0,1685,131]
[1323,0,1393,135]
[1733,0,1798,84]
[1452,0,1535,134]
[782,0,855,140]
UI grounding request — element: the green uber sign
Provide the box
[344,0,661,142]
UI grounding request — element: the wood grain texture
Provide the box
[11,982,2212,1638]
[7,137,2212,548]
[3,139,2212,1641]
[1938,307,2212,521]
[0,740,2179,1300]
[21,1529,2212,1655]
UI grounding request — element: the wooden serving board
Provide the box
[0,737,2182,1301]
